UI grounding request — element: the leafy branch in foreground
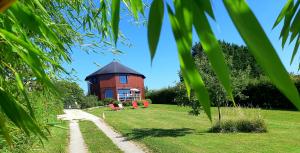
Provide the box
[142,0,300,120]
[0,0,299,146]
[272,0,300,66]
[223,0,300,109]
[0,0,145,145]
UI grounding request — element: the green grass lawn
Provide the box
[87,104,300,153]
[79,120,122,153]
[30,121,69,153]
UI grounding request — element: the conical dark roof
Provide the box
[85,61,145,80]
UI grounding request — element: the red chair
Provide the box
[143,100,149,108]
[109,104,120,111]
[132,101,138,109]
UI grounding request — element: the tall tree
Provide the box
[190,41,259,122]
[192,41,264,78]
[177,41,260,116]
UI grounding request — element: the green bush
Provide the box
[173,74,300,110]
[146,87,177,104]
[0,89,65,152]
[122,101,131,106]
[113,100,121,106]
[98,100,104,106]
[55,80,85,109]
[237,78,300,110]
[210,118,267,133]
[103,98,114,105]
[81,95,99,109]
[145,99,152,104]
[209,107,267,133]
[137,100,144,106]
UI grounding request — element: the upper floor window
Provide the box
[119,75,128,84]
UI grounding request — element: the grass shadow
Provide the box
[124,128,195,140]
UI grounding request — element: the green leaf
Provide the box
[0,88,46,139]
[111,0,120,45]
[167,4,211,120]
[147,0,164,62]
[223,0,300,110]
[0,114,11,146]
[8,2,70,64]
[193,0,215,20]
[192,2,234,104]
[290,2,300,33]
[130,0,138,19]
[32,0,49,17]
[274,0,299,48]
[182,71,191,98]
[0,61,35,118]
[128,0,144,19]
[280,17,291,48]
[272,0,293,29]
[290,9,300,42]
[279,0,299,47]
[0,29,58,92]
[291,35,300,64]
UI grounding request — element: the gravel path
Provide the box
[68,120,88,153]
[58,109,146,153]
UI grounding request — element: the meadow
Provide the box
[88,104,300,153]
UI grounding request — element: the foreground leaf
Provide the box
[148,0,164,62]
[167,4,211,120]
[223,0,300,109]
[0,29,57,91]
[129,0,144,19]
[9,2,67,55]
[291,35,300,64]
[112,0,121,45]
[0,61,35,118]
[192,2,234,104]
[193,0,215,20]
[272,0,293,29]
[0,88,46,139]
[0,114,11,145]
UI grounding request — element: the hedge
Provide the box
[146,79,300,110]
[237,80,300,110]
[146,87,177,104]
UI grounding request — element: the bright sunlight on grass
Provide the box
[87,104,300,153]
[79,120,122,153]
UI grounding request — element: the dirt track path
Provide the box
[58,109,146,153]
[68,120,88,153]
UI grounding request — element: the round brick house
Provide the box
[85,61,145,101]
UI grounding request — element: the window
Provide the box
[88,83,91,95]
[118,89,131,100]
[119,75,128,84]
[104,89,113,98]
[118,89,130,97]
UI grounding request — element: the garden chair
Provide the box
[132,101,138,109]
[109,104,120,111]
[143,100,149,108]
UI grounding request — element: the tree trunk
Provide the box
[217,104,221,126]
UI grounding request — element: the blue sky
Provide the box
[65,0,299,93]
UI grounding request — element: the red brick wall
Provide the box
[115,74,145,99]
[94,74,145,100]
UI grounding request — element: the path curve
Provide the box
[58,109,146,153]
